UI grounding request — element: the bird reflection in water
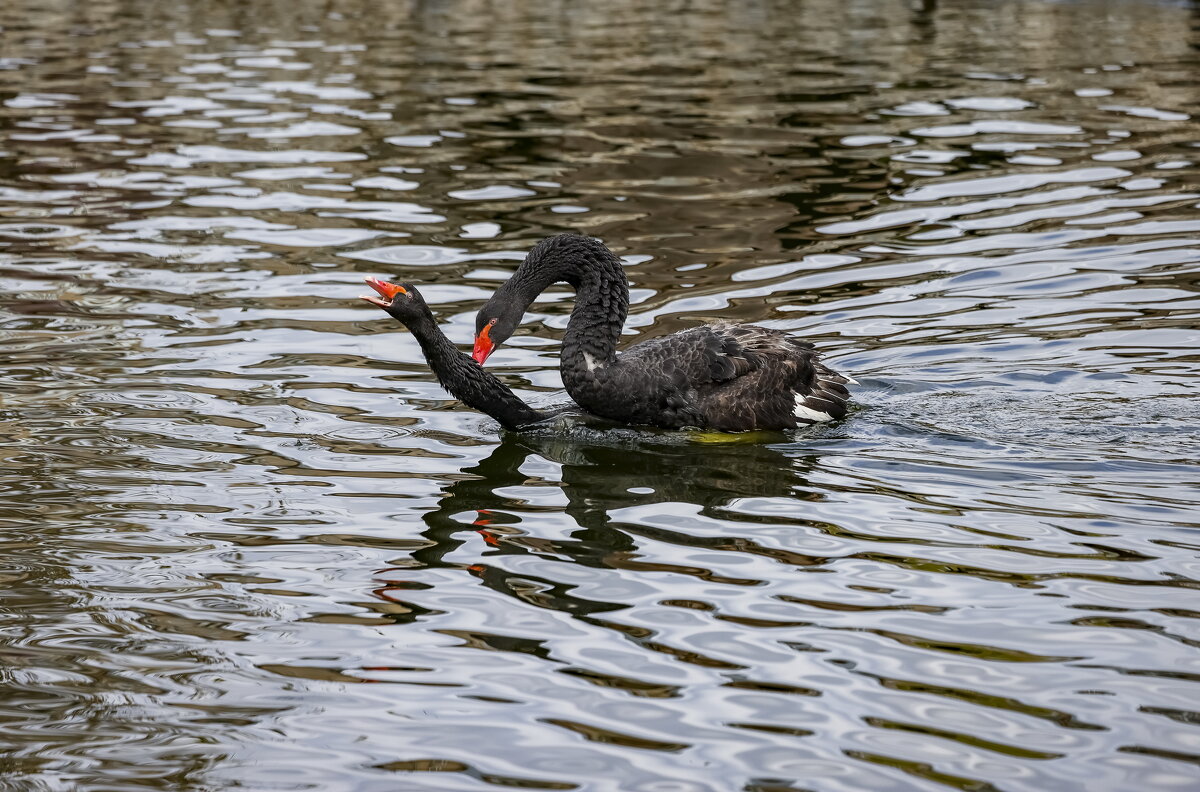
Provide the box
[372,425,829,624]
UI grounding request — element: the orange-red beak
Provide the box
[472,324,495,364]
[361,276,406,308]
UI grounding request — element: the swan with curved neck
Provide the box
[473,234,853,432]
[361,277,546,431]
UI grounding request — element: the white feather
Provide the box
[793,394,833,422]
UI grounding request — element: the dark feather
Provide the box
[476,235,855,432]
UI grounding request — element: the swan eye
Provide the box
[489,318,497,326]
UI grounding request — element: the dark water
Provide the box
[2,1,1199,790]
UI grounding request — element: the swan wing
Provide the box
[613,323,851,431]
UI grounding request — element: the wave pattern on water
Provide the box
[1,1,1199,791]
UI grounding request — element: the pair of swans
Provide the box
[360,234,852,433]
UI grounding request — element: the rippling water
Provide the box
[2,1,1199,790]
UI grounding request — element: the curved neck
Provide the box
[503,238,629,367]
[405,315,545,431]
[561,261,628,367]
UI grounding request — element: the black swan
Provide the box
[472,234,854,432]
[361,277,546,431]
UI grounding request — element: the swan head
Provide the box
[472,299,521,364]
[361,277,429,324]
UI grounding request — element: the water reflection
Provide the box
[414,429,819,582]
[2,0,1199,789]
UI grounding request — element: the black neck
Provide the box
[561,257,628,369]
[405,314,545,431]
[504,235,629,369]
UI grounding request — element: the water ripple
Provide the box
[2,1,1199,791]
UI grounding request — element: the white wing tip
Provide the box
[793,396,834,423]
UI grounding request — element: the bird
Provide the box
[472,234,853,432]
[360,277,548,431]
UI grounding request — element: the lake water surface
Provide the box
[2,1,1199,790]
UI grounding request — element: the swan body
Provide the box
[473,235,853,433]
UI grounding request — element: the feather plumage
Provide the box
[475,236,854,432]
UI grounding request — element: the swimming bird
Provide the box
[472,234,853,432]
[361,277,547,431]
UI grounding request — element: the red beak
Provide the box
[472,324,495,364]
[361,276,406,308]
